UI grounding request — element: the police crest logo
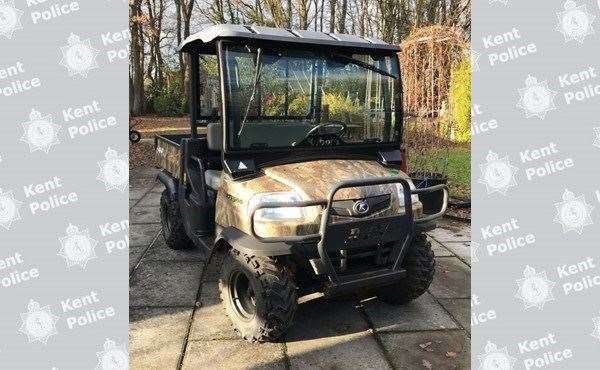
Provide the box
[0,188,22,231]
[555,0,596,44]
[97,147,128,192]
[515,265,556,310]
[553,189,594,234]
[59,33,100,78]
[18,299,60,345]
[517,75,557,120]
[58,223,99,269]
[477,340,516,370]
[593,127,600,148]
[478,150,519,195]
[20,109,61,154]
[95,338,128,370]
[0,0,23,39]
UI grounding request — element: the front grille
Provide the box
[330,194,391,218]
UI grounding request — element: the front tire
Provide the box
[219,248,297,342]
[160,190,193,250]
[376,234,435,305]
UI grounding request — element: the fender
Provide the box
[157,170,177,197]
[215,226,299,256]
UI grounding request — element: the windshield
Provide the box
[223,44,400,150]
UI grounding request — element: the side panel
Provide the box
[155,136,182,179]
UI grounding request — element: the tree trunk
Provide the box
[338,0,347,33]
[329,0,337,33]
[130,0,145,116]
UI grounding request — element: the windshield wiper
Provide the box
[363,138,382,143]
[331,54,397,79]
[238,48,263,138]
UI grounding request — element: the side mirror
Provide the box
[207,122,222,151]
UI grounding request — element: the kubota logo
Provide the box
[353,200,370,215]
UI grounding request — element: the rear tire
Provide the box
[376,234,435,305]
[219,248,297,342]
[129,130,141,143]
[160,190,193,250]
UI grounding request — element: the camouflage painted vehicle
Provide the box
[155,24,448,342]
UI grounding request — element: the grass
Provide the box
[409,145,471,199]
[446,146,471,199]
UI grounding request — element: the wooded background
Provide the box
[129,0,471,116]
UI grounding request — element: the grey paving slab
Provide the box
[443,242,471,266]
[130,177,156,190]
[150,183,165,193]
[137,191,163,207]
[130,224,161,247]
[188,283,236,341]
[428,219,471,242]
[131,167,160,179]
[129,307,193,370]
[129,245,147,273]
[438,299,470,333]
[286,298,390,369]
[145,239,206,262]
[198,281,220,300]
[181,340,286,370]
[130,187,148,201]
[380,330,470,370]
[429,257,471,299]
[430,238,453,257]
[130,206,161,224]
[287,297,367,340]
[130,261,203,307]
[287,331,391,370]
[362,293,458,333]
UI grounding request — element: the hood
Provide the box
[262,159,409,201]
[215,158,421,238]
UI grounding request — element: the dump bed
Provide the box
[155,134,188,179]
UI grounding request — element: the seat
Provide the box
[204,169,222,190]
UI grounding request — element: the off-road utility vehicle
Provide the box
[155,24,448,342]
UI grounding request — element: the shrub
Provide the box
[323,93,361,117]
[145,72,187,116]
[449,56,471,143]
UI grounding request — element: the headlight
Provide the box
[395,180,419,207]
[248,192,304,221]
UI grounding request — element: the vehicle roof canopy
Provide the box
[179,24,400,54]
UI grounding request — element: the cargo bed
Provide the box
[155,134,190,179]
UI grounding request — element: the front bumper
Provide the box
[248,176,448,295]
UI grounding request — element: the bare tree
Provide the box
[130,0,145,115]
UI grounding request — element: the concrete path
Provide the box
[129,168,471,370]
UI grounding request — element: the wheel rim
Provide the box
[229,270,256,320]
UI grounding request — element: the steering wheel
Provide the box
[293,122,347,147]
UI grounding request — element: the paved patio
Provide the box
[129,167,471,370]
